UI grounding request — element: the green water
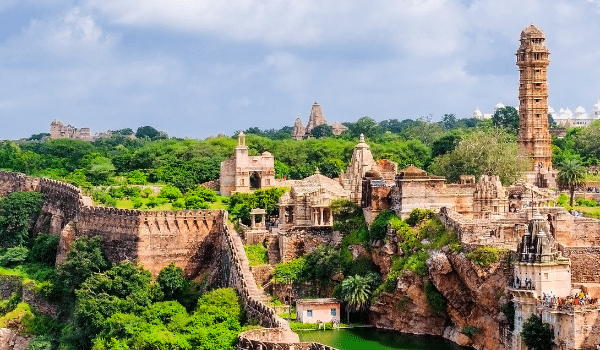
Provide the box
[297,328,467,350]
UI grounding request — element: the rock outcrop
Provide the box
[0,328,28,350]
[370,248,513,350]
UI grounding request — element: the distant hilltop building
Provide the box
[472,102,514,120]
[291,102,348,140]
[549,100,600,127]
[50,120,112,141]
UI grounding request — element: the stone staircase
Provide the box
[267,233,280,265]
[229,227,270,304]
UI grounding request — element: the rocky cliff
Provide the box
[369,247,513,350]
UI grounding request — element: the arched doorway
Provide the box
[250,171,261,189]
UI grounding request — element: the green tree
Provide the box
[56,236,110,294]
[340,274,373,322]
[318,158,345,178]
[157,262,189,302]
[311,124,334,139]
[30,233,60,265]
[557,158,587,207]
[492,106,520,133]
[126,170,147,185]
[302,245,342,291]
[73,261,158,346]
[330,199,366,236]
[346,116,382,139]
[0,191,44,247]
[135,126,167,140]
[441,114,457,130]
[431,133,462,157]
[429,129,527,185]
[521,314,554,350]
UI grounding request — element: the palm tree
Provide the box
[340,275,373,323]
[557,158,587,207]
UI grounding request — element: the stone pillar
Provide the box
[251,213,256,229]
[279,207,284,224]
[261,213,266,228]
[320,207,324,226]
[328,209,333,226]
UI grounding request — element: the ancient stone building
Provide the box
[509,210,600,350]
[387,166,476,218]
[219,132,275,196]
[50,120,112,141]
[339,134,376,204]
[516,25,556,188]
[291,102,348,139]
[278,171,350,229]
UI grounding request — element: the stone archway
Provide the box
[250,171,261,189]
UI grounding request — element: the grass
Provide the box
[574,205,600,219]
[0,263,55,287]
[244,244,269,266]
[114,194,227,211]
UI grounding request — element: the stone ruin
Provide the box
[219,132,275,196]
[50,120,113,141]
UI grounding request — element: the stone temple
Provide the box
[292,102,348,139]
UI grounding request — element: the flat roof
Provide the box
[296,298,340,305]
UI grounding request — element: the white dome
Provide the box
[564,108,573,117]
[548,106,555,114]
[594,99,600,111]
[495,102,505,109]
[576,106,586,114]
[473,108,483,118]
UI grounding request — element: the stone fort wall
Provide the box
[0,170,293,334]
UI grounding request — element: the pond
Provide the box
[296,328,467,350]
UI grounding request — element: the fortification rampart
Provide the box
[237,328,337,350]
[220,222,290,329]
[0,170,297,344]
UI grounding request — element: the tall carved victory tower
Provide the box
[516,25,556,188]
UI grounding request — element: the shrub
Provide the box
[244,244,269,266]
[369,210,397,241]
[576,197,597,207]
[406,208,433,226]
[127,170,147,185]
[184,195,209,209]
[171,198,185,210]
[30,234,60,266]
[141,187,153,198]
[158,185,183,202]
[467,246,499,267]
[25,335,53,350]
[424,281,445,315]
[186,186,217,203]
[132,197,144,209]
[461,325,481,337]
[272,257,305,284]
[0,246,30,267]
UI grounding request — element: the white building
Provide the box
[472,102,513,120]
[550,100,600,127]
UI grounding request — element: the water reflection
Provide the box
[297,328,468,350]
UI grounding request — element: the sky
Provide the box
[1,0,600,140]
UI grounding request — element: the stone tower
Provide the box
[516,25,556,188]
[305,102,327,136]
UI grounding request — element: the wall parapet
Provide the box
[237,329,338,350]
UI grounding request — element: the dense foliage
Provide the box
[0,192,44,247]
[521,314,555,350]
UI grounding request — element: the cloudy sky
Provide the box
[1,0,599,139]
